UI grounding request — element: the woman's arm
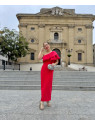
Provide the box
[51,59,59,66]
[38,47,44,60]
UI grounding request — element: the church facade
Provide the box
[16,7,95,65]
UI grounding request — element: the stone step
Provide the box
[0,77,95,81]
[1,71,95,74]
[1,73,95,77]
[0,85,95,91]
[0,80,95,86]
[0,71,95,90]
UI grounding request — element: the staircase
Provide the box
[0,71,95,91]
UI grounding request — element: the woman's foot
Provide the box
[39,101,44,110]
[47,101,51,107]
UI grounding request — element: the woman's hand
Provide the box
[38,47,44,60]
[41,47,44,52]
[51,63,56,67]
[51,59,59,66]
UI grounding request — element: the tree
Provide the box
[0,27,29,64]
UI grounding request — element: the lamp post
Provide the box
[66,49,73,65]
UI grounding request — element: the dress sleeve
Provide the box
[50,51,60,61]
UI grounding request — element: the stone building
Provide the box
[16,6,95,66]
[93,44,95,65]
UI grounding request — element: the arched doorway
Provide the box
[52,48,61,65]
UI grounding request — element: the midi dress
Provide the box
[41,51,60,102]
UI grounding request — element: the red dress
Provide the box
[41,51,60,102]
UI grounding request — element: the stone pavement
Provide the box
[0,90,95,120]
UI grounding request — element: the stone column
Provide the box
[86,25,93,65]
[68,25,75,63]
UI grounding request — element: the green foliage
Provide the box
[0,27,29,62]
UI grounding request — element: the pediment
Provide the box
[37,7,75,16]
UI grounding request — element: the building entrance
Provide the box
[52,48,61,65]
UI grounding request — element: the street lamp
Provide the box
[66,49,73,65]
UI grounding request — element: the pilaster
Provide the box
[85,24,93,64]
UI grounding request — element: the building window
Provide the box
[31,27,35,30]
[78,40,81,43]
[78,53,82,61]
[54,32,59,40]
[78,28,82,31]
[31,53,34,60]
[31,39,34,43]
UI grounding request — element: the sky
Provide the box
[0,5,95,43]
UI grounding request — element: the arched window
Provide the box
[54,32,58,40]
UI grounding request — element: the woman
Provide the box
[38,42,60,110]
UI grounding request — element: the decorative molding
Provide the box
[47,39,67,47]
[49,26,63,32]
[28,37,39,44]
[76,50,85,53]
[38,24,45,28]
[29,49,36,52]
[68,24,75,28]
[74,36,85,41]
[85,25,94,29]
[19,23,27,27]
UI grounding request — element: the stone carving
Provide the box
[38,7,75,16]
[51,7,63,15]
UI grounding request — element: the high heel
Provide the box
[39,101,44,110]
[47,101,51,107]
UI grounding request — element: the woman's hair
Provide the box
[43,42,49,47]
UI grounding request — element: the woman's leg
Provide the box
[47,101,51,107]
[39,101,44,110]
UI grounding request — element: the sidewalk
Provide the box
[68,64,95,71]
[0,90,95,120]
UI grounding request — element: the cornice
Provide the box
[85,25,94,29]
[38,24,45,28]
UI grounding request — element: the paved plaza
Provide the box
[0,90,95,120]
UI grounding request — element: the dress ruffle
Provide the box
[43,51,60,62]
